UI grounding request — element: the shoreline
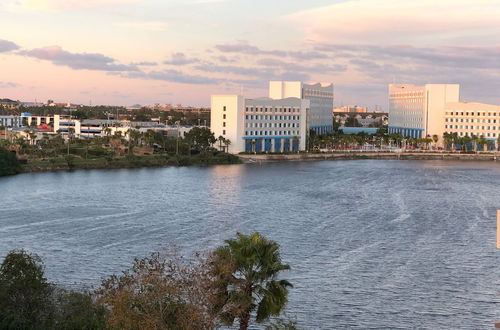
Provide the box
[11,151,500,175]
[238,152,500,163]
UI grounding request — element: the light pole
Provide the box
[175,121,180,156]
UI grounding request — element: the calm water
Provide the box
[1,160,500,329]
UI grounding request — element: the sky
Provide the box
[1,0,500,108]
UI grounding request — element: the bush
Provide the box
[54,291,108,329]
[0,147,21,176]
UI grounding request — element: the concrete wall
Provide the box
[210,95,245,153]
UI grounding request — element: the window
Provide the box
[223,122,226,127]
[223,114,226,119]
[223,106,226,111]
[222,130,226,135]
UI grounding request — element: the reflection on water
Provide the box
[1,160,500,329]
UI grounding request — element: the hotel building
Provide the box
[388,84,460,139]
[444,102,500,141]
[211,95,309,154]
[269,81,334,134]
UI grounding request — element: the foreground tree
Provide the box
[0,250,54,329]
[211,232,292,330]
[54,290,108,329]
[96,251,219,330]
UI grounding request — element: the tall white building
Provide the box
[269,81,334,134]
[211,95,309,154]
[388,84,460,139]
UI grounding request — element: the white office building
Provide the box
[388,84,460,139]
[211,95,309,154]
[269,81,334,134]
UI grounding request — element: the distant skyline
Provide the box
[1,0,500,108]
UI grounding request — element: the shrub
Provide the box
[0,147,21,176]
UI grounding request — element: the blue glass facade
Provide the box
[388,126,424,138]
[242,136,299,153]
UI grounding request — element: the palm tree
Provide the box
[217,135,225,151]
[292,136,299,153]
[211,233,292,330]
[432,134,439,149]
[250,140,256,154]
[223,138,231,153]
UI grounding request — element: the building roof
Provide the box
[444,102,500,111]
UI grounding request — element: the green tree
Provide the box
[0,147,21,176]
[55,290,108,330]
[211,232,292,330]
[344,116,362,127]
[0,250,54,329]
[184,127,216,152]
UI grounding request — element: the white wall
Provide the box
[210,95,245,153]
[269,81,302,99]
[425,84,460,139]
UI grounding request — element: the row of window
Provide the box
[245,115,300,121]
[245,107,299,113]
[389,92,424,98]
[245,130,299,136]
[446,118,498,123]
[390,98,424,103]
[445,125,498,130]
[246,122,299,128]
[446,111,499,116]
[454,131,498,138]
[303,89,333,98]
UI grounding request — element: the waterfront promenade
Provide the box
[239,151,500,163]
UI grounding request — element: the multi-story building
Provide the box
[444,102,500,141]
[0,98,20,110]
[20,113,53,127]
[269,81,334,134]
[211,95,309,153]
[333,105,368,113]
[388,84,460,139]
[0,116,21,128]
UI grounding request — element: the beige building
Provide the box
[444,102,500,141]
[333,106,367,113]
[388,84,460,139]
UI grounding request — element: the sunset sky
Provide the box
[1,0,499,108]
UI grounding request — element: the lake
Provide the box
[1,160,500,329]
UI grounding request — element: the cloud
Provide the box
[125,69,222,85]
[0,82,18,88]
[131,61,158,66]
[195,63,311,82]
[0,39,20,52]
[287,0,500,44]
[192,0,226,3]
[114,21,167,32]
[316,44,500,71]
[164,52,199,65]
[215,42,287,57]
[215,42,330,60]
[255,57,347,74]
[19,0,140,10]
[21,45,139,71]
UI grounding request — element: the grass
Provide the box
[22,152,241,173]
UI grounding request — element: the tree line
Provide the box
[309,127,500,152]
[0,233,296,330]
